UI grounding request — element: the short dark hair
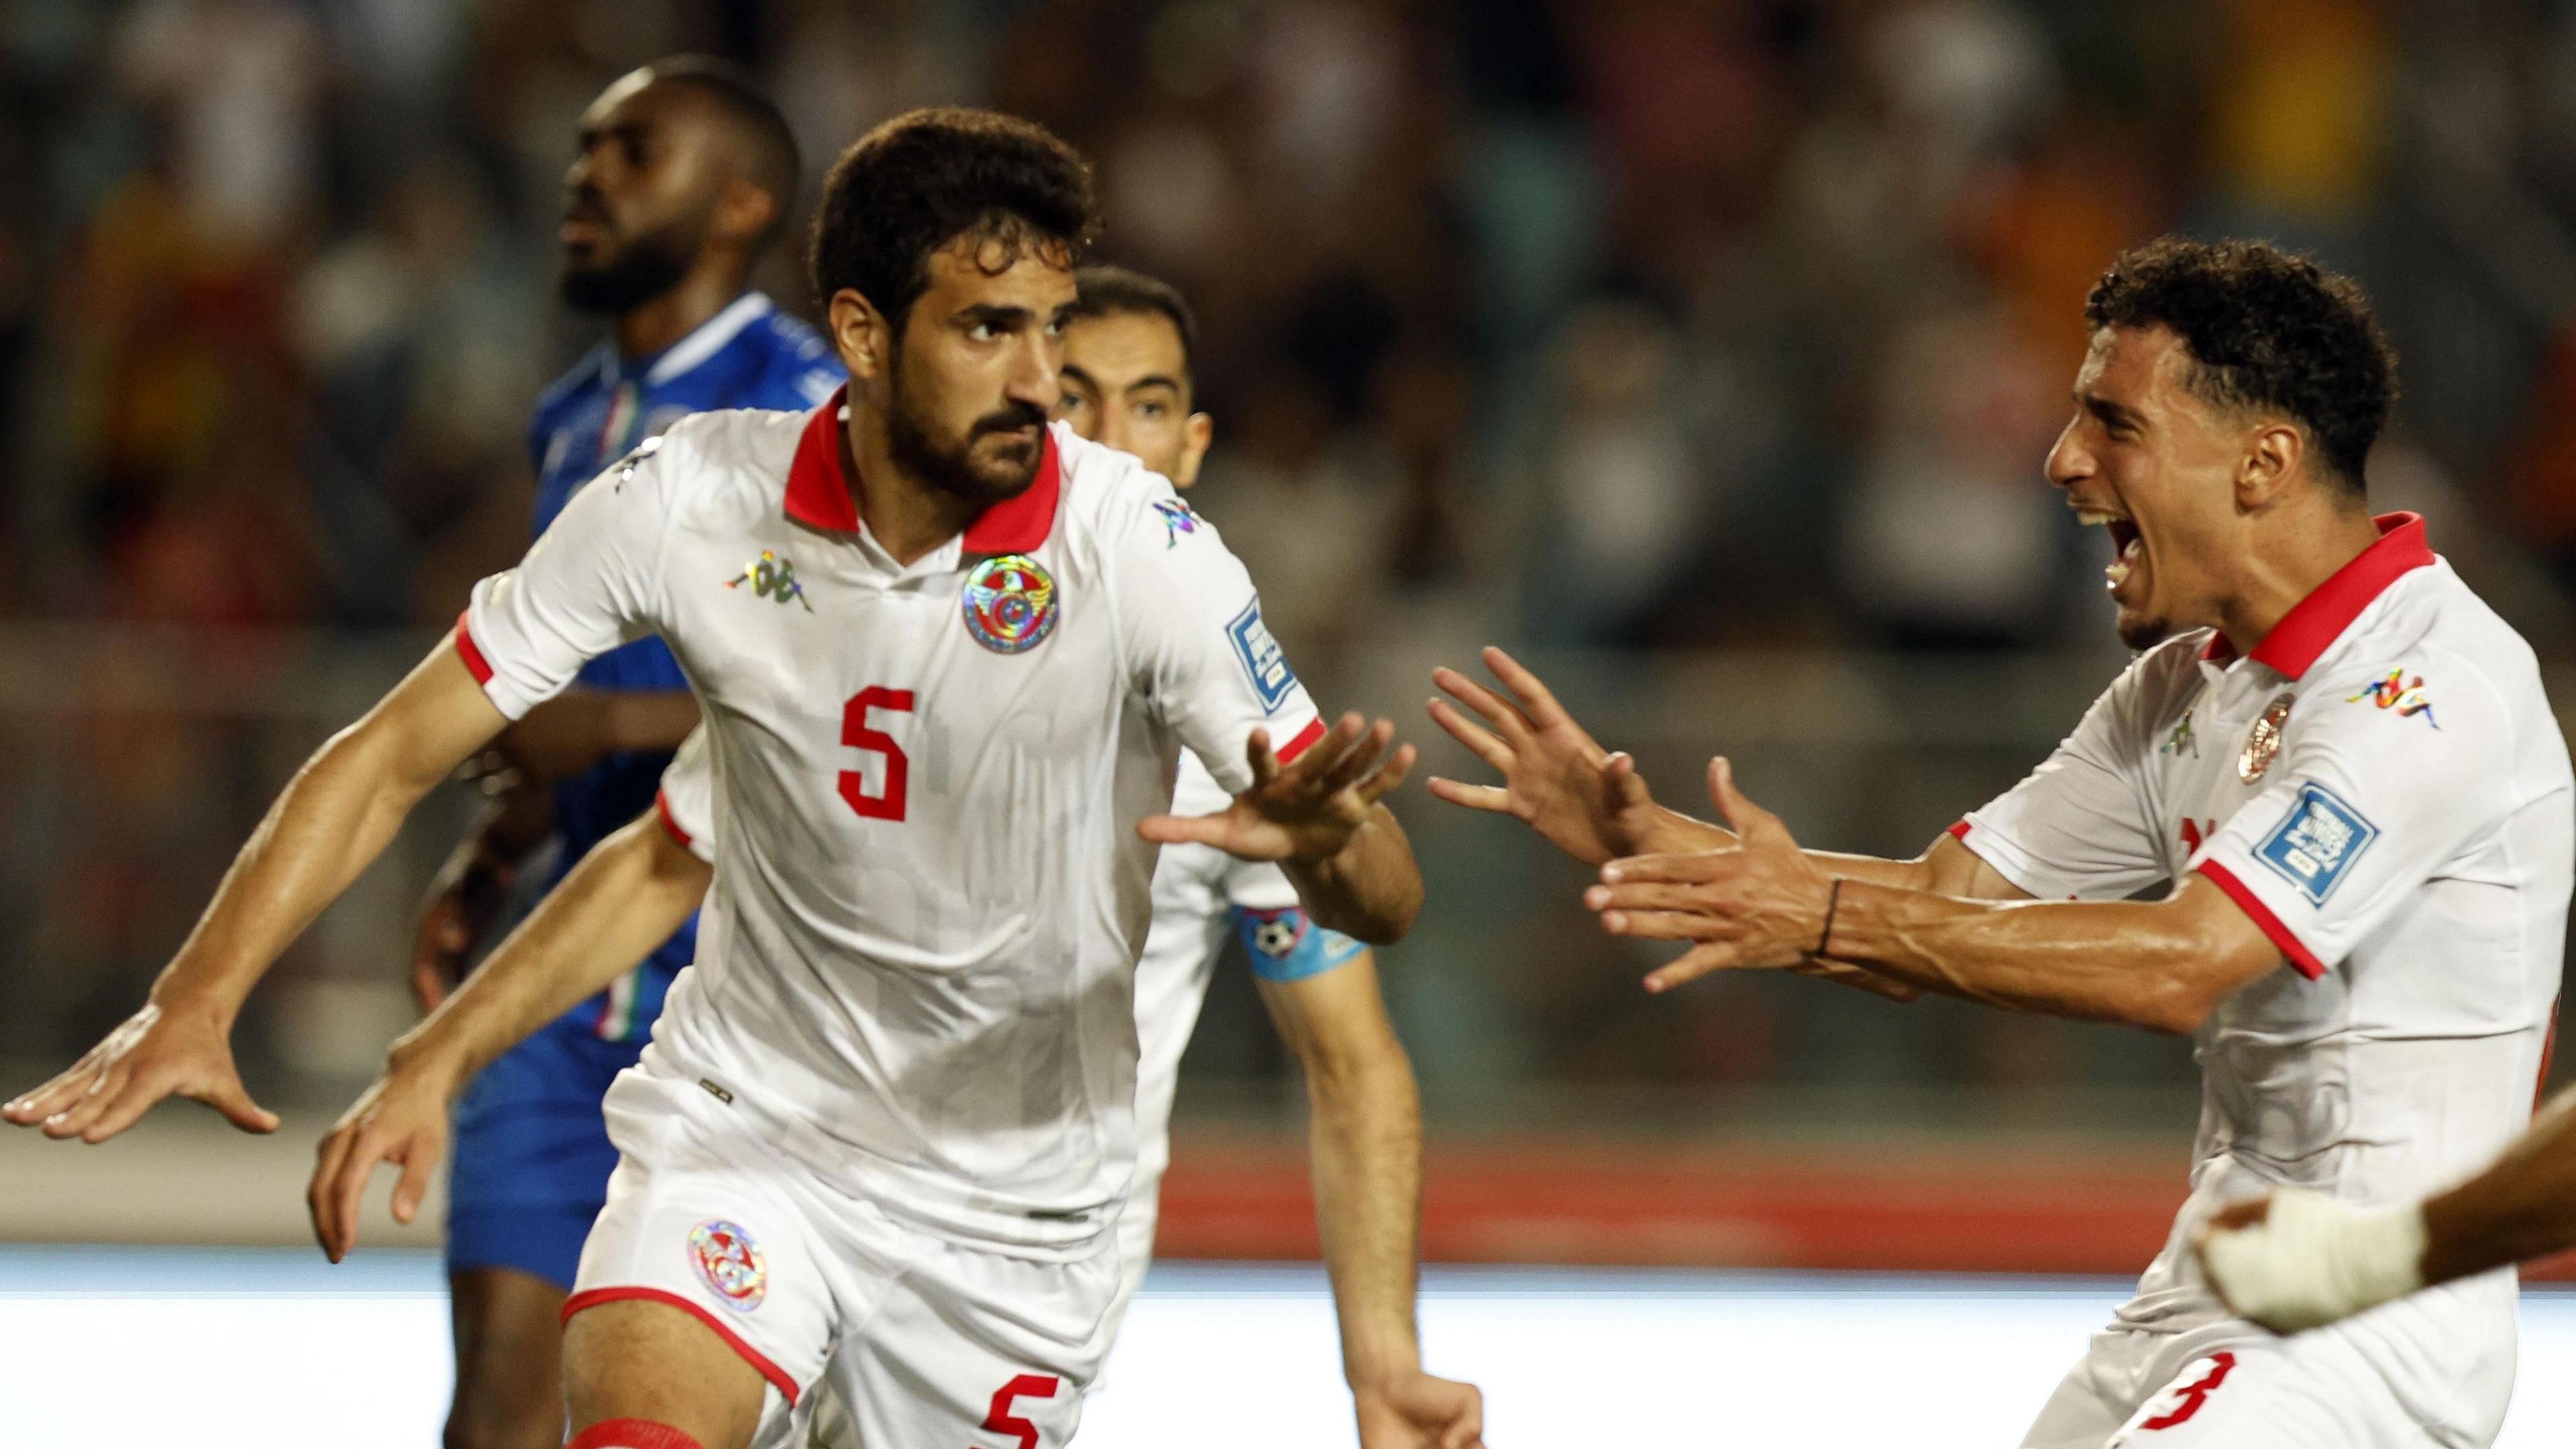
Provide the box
[2084,237,2398,492]
[643,56,801,251]
[809,107,1097,333]
[1072,265,1198,381]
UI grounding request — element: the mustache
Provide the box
[563,186,611,226]
[970,402,1049,439]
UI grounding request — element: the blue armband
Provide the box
[1235,906,1366,983]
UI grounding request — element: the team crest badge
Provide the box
[687,1219,767,1311]
[2239,694,2294,784]
[724,549,812,612]
[2347,667,2438,728]
[961,553,1059,653]
[1152,498,1201,547]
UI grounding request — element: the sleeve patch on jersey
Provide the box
[2253,782,2378,906]
[1237,906,1366,983]
[1227,598,1298,713]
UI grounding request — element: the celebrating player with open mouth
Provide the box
[1431,237,2569,1448]
[5,109,1424,1449]
[303,264,1483,1449]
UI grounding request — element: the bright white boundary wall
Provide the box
[5,1250,2573,1446]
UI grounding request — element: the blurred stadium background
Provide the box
[7,0,2576,1441]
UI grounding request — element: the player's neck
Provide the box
[843,408,982,566]
[613,266,749,362]
[2214,503,2387,659]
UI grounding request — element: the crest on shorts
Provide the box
[961,553,1059,654]
[687,1219,767,1311]
[2239,694,2294,784]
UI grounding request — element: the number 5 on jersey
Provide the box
[841,686,914,821]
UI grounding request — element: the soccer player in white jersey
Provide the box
[303,263,1483,1449]
[5,109,1425,1449]
[2194,1081,2576,1335]
[1426,237,2570,1447]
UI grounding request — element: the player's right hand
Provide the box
[1427,645,1660,866]
[1354,1370,1486,1449]
[309,1055,455,1263]
[1,1000,278,1142]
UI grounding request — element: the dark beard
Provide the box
[2116,614,2172,651]
[558,215,698,315]
[885,362,1048,509]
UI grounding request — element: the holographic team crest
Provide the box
[687,1219,767,1311]
[961,553,1059,654]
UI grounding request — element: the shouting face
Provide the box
[2048,325,2265,650]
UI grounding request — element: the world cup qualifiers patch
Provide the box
[961,553,1059,653]
[687,1219,767,1311]
[2254,782,2379,906]
[1227,598,1297,712]
[1237,906,1367,983]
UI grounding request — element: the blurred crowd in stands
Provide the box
[9,0,2576,1111]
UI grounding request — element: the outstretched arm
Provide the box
[310,804,712,1260]
[5,643,508,1142]
[1426,648,2022,898]
[1142,714,1424,944]
[2200,1077,2576,1332]
[1258,955,1483,1448]
[1587,758,2282,1026]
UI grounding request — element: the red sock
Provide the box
[566,1419,707,1449]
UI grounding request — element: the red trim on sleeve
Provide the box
[1946,820,1971,841]
[568,1419,708,1449]
[1275,718,1328,764]
[562,1287,801,1407]
[2193,861,2327,980]
[452,610,494,686]
[653,790,693,849]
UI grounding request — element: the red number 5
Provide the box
[977,1374,1060,1449]
[840,686,914,820]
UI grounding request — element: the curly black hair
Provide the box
[2084,237,2398,494]
[808,107,1097,334]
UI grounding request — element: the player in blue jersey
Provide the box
[409,58,841,1449]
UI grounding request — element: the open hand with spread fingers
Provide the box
[2,999,278,1143]
[1587,757,1839,994]
[1426,645,1667,866]
[1140,712,1415,863]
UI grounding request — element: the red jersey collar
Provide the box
[782,386,1063,553]
[2200,513,2434,678]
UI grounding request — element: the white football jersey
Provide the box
[456,392,1324,1254]
[1956,515,2570,1424]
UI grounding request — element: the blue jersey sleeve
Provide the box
[1235,905,1367,983]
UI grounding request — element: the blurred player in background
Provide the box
[417,58,838,1449]
[9,107,1424,1449]
[2196,1077,2576,1334]
[307,262,1481,1449]
[1430,238,2568,1448]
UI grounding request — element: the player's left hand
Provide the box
[1587,757,1835,994]
[1140,712,1415,863]
[307,1051,458,1263]
[1354,1370,1486,1449]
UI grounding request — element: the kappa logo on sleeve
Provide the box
[1228,598,1297,712]
[2254,782,2379,906]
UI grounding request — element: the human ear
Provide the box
[2239,421,2304,509]
[1173,413,1214,489]
[829,289,892,386]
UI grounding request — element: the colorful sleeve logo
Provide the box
[2347,667,2437,728]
